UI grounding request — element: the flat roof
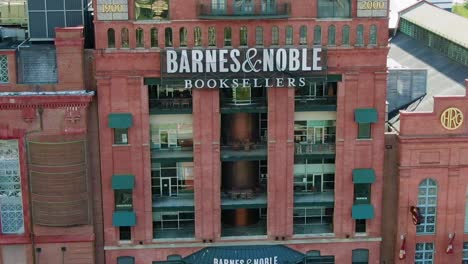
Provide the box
[400,1,468,48]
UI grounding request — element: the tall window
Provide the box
[240,26,248,46]
[299,25,307,45]
[224,27,232,46]
[314,26,322,45]
[416,179,437,234]
[318,0,351,18]
[208,27,216,47]
[150,28,158,48]
[369,24,377,46]
[358,123,371,139]
[271,26,279,45]
[342,25,350,46]
[136,27,144,48]
[0,140,24,235]
[233,0,254,15]
[415,242,434,264]
[179,27,188,47]
[352,249,369,264]
[356,24,364,46]
[285,26,293,45]
[212,0,226,14]
[114,128,129,145]
[194,27,202,47]
[107,28,115,48]
[165,28,173,47]
[255,26,264,46]
[262,0,276,14]
[328,25,336,46]
[463,242,468,263]
[135,0,169,20]
[121,28,129,48]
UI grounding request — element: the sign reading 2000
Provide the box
[163,48,325,89]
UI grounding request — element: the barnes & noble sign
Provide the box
[162,48,327,89]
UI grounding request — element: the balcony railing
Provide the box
[295,96,337,111]
[149,98,192,114]
[198,2,290,19]
[294,143,336,155]
[220,97,267,113]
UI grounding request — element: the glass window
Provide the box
[224,27,232,46]
[262,0,276,14]
[233,0,254,15]
[352,249,369,264]
[151,162,194,197]
[370,25,377,46]
[0,140,24,235]
[299,25,307,45]
[463,242,468,263]
[318,0,351,18]
[194,27,202,47]
[150,28,158,48]
[212,0,226,14]
[293,157,335,193]
[119,226,131,241]
[342,25,350,46]
[165,28,173,47]
[356,24,364,46]
[240,26,248,46]
[121,28,129,48]
[416,179,437,234]
[293,207,334,234]
[107,28,115,48]
[115,189,133,211]
[286,26,293,45]
[314,26,322,45]
[358,123,371,139]
[208,27,216,47]
[354,183,371,204]
[415,242,434,264]
[136,27,144,48]
[465,189,468,233]
[271,26,279,45]
[135,0,169,20]
[256,26,264,46]
[328,25,336,46]
[355,219,366,233]
[114,128,129,145]
[153,211,195,239]
[179,27,188,47]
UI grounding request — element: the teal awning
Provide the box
[117,256,135,264]
[113,211,136,227]
[352,204,375,219]
[112,175,135,190]
[352,169,376,184]
[354,108,378,123]
[108,113,133,128]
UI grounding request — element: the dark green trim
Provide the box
[144,78,161,85]
[113,211,136,227]
[352,204,374,219]
[221,203,267,210]
[326,74,342,82]
[112,175,135,190]
[295,104,337,112]
[117,256,135,264]
[152,206,195,212]
[354,108,378,123]
[108,113,133,128]
[220,106,268,114]
[152,157,194,162]
[294,154,336,161]
[150,109,193,115]
[352,169,376,184]
[294,201,335,207]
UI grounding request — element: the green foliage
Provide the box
[452,3,468,18]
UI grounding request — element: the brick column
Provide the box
[193,88,221,240]
[267,87,295,238]
[55,27,84,90]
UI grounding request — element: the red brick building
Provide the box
[0,27,100,264]
[94,0,389,263]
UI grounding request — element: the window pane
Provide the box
[115,190,133,210]
[256,26,264,46]
[136,28,144,48]
[328,25,336,45]
[135,0,169,20]
[356,25,364,46]
[107,29,115,48]
[300,26,307,45]
[224,27,232,46]
[150,28,158,48]
[370,25,377,45]
[194,27,202,47]
[286,26,293,45]
[314,26,321,45]
[179,27,188,47]
[358,123,371,139]
[342,25,350,46]
[417,179,437,234]
[240,26,248,46]
[272,26,279,45]
[121,28,129,48]
[208,27,216,46]
[318,0,350,18]
[165,28,173,47]
[114,128,129,144]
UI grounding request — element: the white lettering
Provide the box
[194,79,204,88]
[167,50,178,73]
[263,49,274,72]
[179,50,190,73]
[232,79,239,88]
[206,50,217,72]
[313,48,322,71]
[184,80,193,89]
[192,50,203,73]
[219,49,229,73]
[276,49,287,71]
[207,79,217,88]
[274,256,278,264]
[288,78,295,87]
[219,79,229,88]
[299,77,306,87]
[276,78,284,87]
[242,78,250,87]
[230,49,241,72]
[301,48,311,71]
[289,49,300,71]
[214,259,218,264]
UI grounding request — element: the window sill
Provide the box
[316,18,352,21]
[354,232,368,237]
[292,233,335,238]
[112,144,131,147]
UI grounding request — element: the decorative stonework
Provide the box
[65,106,82,124]
[21,108,36,123]
[440,107,463,130]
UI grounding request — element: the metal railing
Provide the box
[149,98,192,110]
[198,2,290,18]
[294,143,336,154]
[220,97,267,108]
[295,95,337,105]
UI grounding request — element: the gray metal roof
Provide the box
[388,33,468,130]
[400,1,468,48]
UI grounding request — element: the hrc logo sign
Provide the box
[441,107,463,130]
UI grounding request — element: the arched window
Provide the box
[179,27,188,47]
[271,26,279,45]
[299,25,307,45]
[369,24,377,46]
[356,24,364,46]
[121,28,129,48]
[328,25,336,46]
[352,249,369,264]
[313,25,321,45]
[165,28,173,47]
[150,28,158,48]
[107,28,115,48]
[224,27,232,46]
[136,27,144,48]
[285,25,293,45]
[194,27,202,47]
[255,26,263,46]
[417,179,437,234]
[342,25,350,46]
[240,26,248,46]
[208,27,216,47]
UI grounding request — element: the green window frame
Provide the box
[208,27,216,46]
[314,26,321,45]
[224,27,232,46]
[352,249,369,264]
[342,25,350,46]
[150,28,158,48]
[121,28,129,48]
[114,128,129,145]
[369,24,377,46]
[240,26,248,46]
[256,26,264,46]
[357,123,371,139]
[271,26,279,45]
[317,0,351,18]
[328,25,336,46]
[354,183,371,205]
[356,24,364,46]
[107,28,115,49]
[179,27,188,47]
[165,28,173,47]
[286,26,293,45]
[299,25,307,45]
[136,27,144,48]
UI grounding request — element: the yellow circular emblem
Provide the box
[440,107,463,130]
